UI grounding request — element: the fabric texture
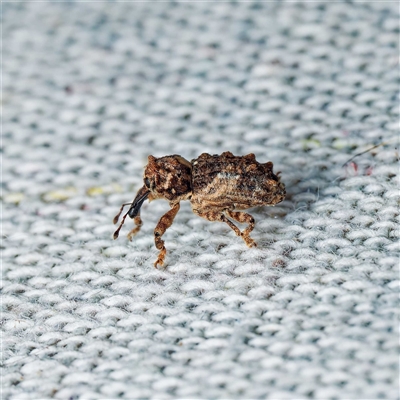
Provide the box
[2,2,399,399]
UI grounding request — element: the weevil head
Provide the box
[143,155,192,202]
[126,155,192,220]
[263,161,286,205]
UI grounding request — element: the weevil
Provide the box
[113,152,286,267]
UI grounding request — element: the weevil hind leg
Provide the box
[225,210,257,247]
[194,209,246,242]
[153,203,180,268]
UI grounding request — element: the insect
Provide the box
[113,152,286,268]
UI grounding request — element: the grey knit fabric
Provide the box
[2,2,399,399]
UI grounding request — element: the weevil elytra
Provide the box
[113,152,286,268]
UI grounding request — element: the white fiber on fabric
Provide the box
[2,2,399,399]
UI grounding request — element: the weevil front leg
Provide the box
[153,202,180,268]
[113,204,143,240]
[127,215,143,241]
[225,210,257,247]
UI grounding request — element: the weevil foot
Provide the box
[154,248,166,268]
[242,235,257,248]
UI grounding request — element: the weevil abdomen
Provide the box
[190,152,285,212]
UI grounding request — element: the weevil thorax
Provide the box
[144,155,193,202]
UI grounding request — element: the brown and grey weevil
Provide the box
[113,152,286,268]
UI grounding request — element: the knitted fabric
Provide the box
[2,2,399,399]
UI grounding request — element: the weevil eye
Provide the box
[144,177,151,188]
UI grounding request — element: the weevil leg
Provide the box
[153,202,180,268]
[194,209,243,240]
[113,203,143,240]
[113,213,143,241]
[225,210,257,247]
[127,215,143,241]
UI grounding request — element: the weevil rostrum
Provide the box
[113,152,286,268]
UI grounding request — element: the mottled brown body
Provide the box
[113,151,285,268]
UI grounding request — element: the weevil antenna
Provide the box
[113,202,133,224]
[113,210,131,239]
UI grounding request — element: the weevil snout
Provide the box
[128,185,150,218]
[113,185,149,240]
